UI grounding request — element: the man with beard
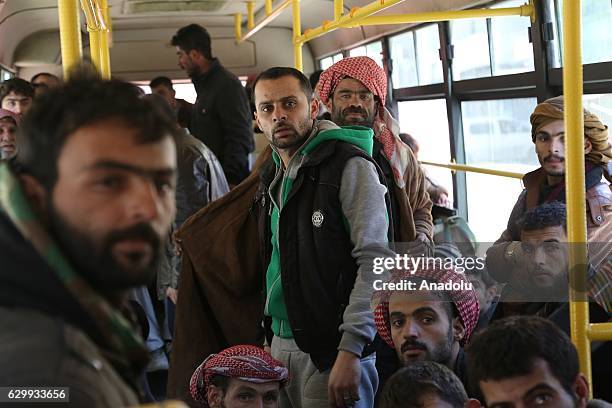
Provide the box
[171,24,254,186]
[189,345,288,408]
[317,57,433,247]
[374,266,480,395]
[485,96,612,313]
[253,67,395,408]
[467,316,611,408]
[0,67,178,406]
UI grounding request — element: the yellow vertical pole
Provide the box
[265,0,273,15]
[99,0,111,79]
[88,30,102,71]
[563,0,592,397]
[247,1,255,30]
[292,0,302,71]
[235,13,243,41]
[58,0,83,78]
[334,0,343,21]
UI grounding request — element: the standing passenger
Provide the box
[31,72,62,96]
[254,66,394,408]
[171,24,254,186]
[0,68,178,406]
[149,76,194,130]
[0,78,34,115]
[0,109,19,159]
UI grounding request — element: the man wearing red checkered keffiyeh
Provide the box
[317,56,434,247]
[189,345,289,408]
[372,265,480,396]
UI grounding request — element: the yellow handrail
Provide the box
[588,322,612,342]
[58,0,83,78]
[344,3,535,27]
[99,0,111,79]
[420,161,524,179]
[80,0,111,78]
[334,0,343,21]
[247,1,255,30]
[563,0,592,397]
[237,0,292,43]
[292,0,302,71]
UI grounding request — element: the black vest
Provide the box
[257,140,393,371]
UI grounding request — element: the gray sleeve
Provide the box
[338,157,396,356]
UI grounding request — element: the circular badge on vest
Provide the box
[312,210,324,228]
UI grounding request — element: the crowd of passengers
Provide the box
[0,22,610,408]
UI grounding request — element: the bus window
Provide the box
[390,24,442,88]
[349,41,383,68]
[450,18,491,80]
[461,98,539,242]
[320,53,343,70]
[490,0,535,75]
[398,99,453,205]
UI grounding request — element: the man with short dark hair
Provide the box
[189,345,288,408]
[149,76,193,129]
[0,78,34,115]
[0,109,19,159]
[171,24,254,186]
[30,72,61,96]
[380,361,481,408]
[0,68,179,406]
[467,316,611,408]
[374,266,480,394]
[253,66,394,408]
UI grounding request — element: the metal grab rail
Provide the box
[58,0,82,78]
[420,161,525,179]
[235,0,292,43]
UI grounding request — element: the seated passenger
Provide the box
[467,316,611,408]
[0,109,19,159]
[379,361,481,408]
[0,67,178,406]
[374,265,480,395]
[30,72,62,96]
[486,96,612,313]
[0,78,34,115]
[189,345,288,408]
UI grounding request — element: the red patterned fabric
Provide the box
[374,266,480,348]
[189,345,289,407]
[317,56,411,188]
[0,109,20,125]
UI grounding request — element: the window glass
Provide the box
[584,94,612,131]
[397,99,454,205]
[138,81,197,104]
[349,41,383,68]
[415,24,443,85]
[555,0,612,65]
[390,31,418,88]
[461,98,539,241]
[450,18,491,80]
[490,0,535,75]
[320,53,343,70]
[1,69,13,81]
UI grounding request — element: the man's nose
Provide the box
[272,108,288,122]
[534,246,546,265]
[402,319,419,338]
[127,179,163,223]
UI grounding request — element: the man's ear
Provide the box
[207,385,224,408]
[464,398,483,408]
[573,374,589,407]
[188,49,202,62]
[584,137,592,155]
[324,96,333,114]
[18,174,48,217]
[310,98,319,120]
[452,317,466,343]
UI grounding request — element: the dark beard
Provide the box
[331,105,376,128]
[401,323,454,367]
[47,203,163,292]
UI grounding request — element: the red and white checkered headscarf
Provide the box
[190,345,289,407]
[373,266,480,348]
[317,56,411,188]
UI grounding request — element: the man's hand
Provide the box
[436,192,451,208]
[328,350,361,408]
[166,287,178,304]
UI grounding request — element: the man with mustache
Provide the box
[0,67,178,406]
[486,96,612,313]
[253,66,396,408]
[374,266,480,396]
[0,109,19,160]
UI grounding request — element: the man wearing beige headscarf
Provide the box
[486,96,612,313]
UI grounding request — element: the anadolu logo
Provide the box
[312,210,324,228]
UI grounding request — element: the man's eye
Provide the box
[285,101,296,108]
[360,94,372,101]
[263,394,278,403]
[238,394,253,401]
[536,134,548,142]
[391,319,404,328]
[340,94,351,99]
[532,393,553,405]
[96,176,124,189]
[261,105,272,112]
[421,316,435,324]
[522,243,534,254]
[155,179,174,193]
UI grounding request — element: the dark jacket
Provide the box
[190,59,254,185]
[257,139,390,371]
[0,211,141,406]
